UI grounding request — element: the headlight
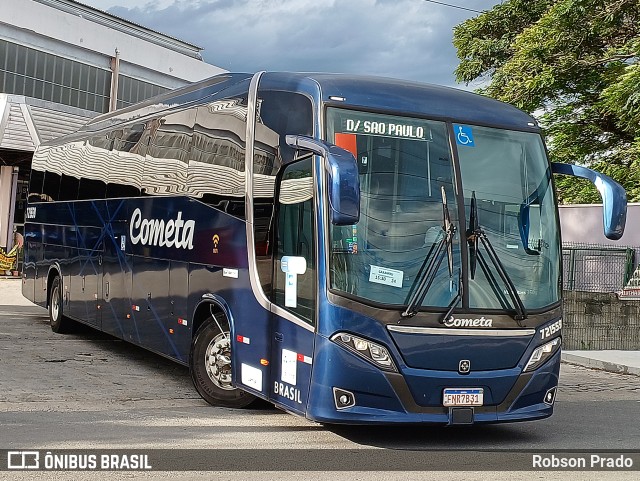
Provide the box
[524,337,561,372]
[331,333,397,372]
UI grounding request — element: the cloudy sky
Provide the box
[80,0,502,88]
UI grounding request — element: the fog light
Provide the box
[333,387,356,410]
[544,387,557,405]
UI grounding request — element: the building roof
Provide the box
[35,0,204,59]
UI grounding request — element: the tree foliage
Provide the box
[453,0,640,203]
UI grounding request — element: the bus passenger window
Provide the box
[41,171,61,202]
[58,174,79,201]
[187,99,247,215]
[106,123,146,198]
[28,147,47,202]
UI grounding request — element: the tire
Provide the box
[189,313,256,408]
[48,276,73,334]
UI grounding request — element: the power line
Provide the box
[421,0,483,14]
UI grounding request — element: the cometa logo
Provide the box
[129,208,195,250]
[444,316,493,328]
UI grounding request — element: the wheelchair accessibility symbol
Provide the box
[454,124,475,147]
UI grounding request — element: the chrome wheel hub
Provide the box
[51,287,60,321]
[204,332,233,390]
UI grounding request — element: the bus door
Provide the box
[269,157,316,414]
[101,207,133,340]
[67,211,104,329]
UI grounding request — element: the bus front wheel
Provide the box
[48,276,74,334]
[190,313,256,408]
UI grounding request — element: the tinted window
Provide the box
[41,171,61,202]
[143,110,195,196]
[253,90,314,296]
[28,147,47,202]
[107,123,146,198]
[274,158,316,324]
[58,174,79,201]
[77,135,109,200]
[187,98,247,214]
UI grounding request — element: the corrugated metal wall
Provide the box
[1,103,36,151]
[0,94,95,152]
[30,105,90,143]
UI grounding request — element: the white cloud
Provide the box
[79,0,501,87]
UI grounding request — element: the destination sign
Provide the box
[341,118,427,140]
[328,108,440,143]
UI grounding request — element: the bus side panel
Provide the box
[169,260,190,362]
[130,255,170,356]
[21,221,40,304]
[190,266,271,399]
[102,227,133,341]
[66,240,83,321]
[35,242,47,306]
[71,225,103,328]
[188,265,272,400]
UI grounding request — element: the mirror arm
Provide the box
[285,135,360,226]
[285,135,329,158]
[551,162,627,240]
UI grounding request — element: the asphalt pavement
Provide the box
[1,275,639,480]
[1,276,639,377]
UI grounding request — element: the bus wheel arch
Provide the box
[189,298,256,408]
[46,265,62,309]
[191,298,230,340]
[46,267,74,334]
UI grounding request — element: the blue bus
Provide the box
[22,72,626,425]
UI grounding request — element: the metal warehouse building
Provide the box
[0,0,224,257]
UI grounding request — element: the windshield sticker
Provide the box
[369,265,404,288]
[454,124,475,147]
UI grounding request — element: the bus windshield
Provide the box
[326,108,561,312]
[457,124,561,310]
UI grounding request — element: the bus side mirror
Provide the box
[551,162,627,240]
[285,135,360,225]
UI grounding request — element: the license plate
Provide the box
[443,388,484,407]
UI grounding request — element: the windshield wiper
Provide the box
[402,186,455,318]
[467,191,528,324]
[438,268,463,324]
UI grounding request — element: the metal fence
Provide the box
[562,242,635,292]
[561,242,640,350]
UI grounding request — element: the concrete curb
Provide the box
[561,352,640,377]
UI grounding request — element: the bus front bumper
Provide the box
[305,335,560,425]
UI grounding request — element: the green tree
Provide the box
[453,0,640,203]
